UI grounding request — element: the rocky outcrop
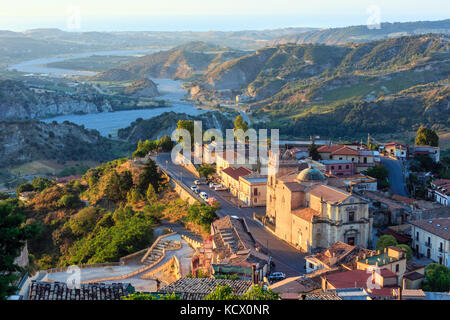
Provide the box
[0,120,117,167]
[0,80,113,120]
[123,78,160,98]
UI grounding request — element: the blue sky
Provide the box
[0,0,448,31]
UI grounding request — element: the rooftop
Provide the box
[28,281,132,300]
[410,218,450,241]
[308,184,352,204]
[159,278,253,300]
[222,166,253,181]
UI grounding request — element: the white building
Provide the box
[411,218,450,268]
[428,180,450,206]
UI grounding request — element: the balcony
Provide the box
[425,242,432,249]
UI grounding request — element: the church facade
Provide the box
[266,159,372,253]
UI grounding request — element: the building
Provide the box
[322,268,400,300]
[384,142,408,159]
[356,247,407,285]
[221,167,253,197]
[410,218,450,267]
[428,179,450,206]
[238,175,268,207]
[320,160,355,177]
[192,216,270,281]
[317,145,378,173]
[305,242,374,274]
[28,281,133,300]
[158,278,253,300]
[266,161,372,253]
[412,145,441,163]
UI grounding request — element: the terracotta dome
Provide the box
[297,166,326,183]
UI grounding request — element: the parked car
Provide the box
[190,186,199,193]
[194,179,208,186]
[200,192,209,200]
[214,185,228,191]
[209,182,220,189]
[268,272,286,282]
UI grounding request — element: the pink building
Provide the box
[321,160,355,177]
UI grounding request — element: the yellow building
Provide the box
[266,163,372,253]
[239,175,268,207]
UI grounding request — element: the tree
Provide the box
[309,142,321,161]
[32,178,54,192]
[159,136,175,152]
[197,164,216,179]
[204,285,239,300]
[0,203,38,300]
[234,115,249,132]
[204,285,280,300]
[57,194,82,209]
[367,165,390,190]
[138,159,163,194]
[376,235,398,251]
[241,285,280,300]
[123,293,181,300]
[396,244,413,261]
[177,120,195,147]
[146,184,158,204]
[16,183,34,195]
[415,126,439,147]
[422,264,450,292]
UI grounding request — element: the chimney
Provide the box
[252,265,258,285]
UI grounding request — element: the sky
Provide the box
[0,0,448,31]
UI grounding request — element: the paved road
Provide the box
[381,157,408,197]
[155,153,306,277]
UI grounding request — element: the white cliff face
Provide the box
[0,97,113,120]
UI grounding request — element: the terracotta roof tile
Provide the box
[292,208,320,222]
[308,185,352,204]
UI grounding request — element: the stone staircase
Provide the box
[142,239,181,266]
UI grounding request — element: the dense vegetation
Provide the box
[0,200,39,300]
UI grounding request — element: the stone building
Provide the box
[266,158,372,253]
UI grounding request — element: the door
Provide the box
[347,237,355,246]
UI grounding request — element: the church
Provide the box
[266,157,372,253]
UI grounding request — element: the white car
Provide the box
[195,179,208,186]
[214,185,227,191]
[200,192,209,200]
[269,272,286,282]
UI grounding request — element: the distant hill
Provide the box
[188,34,449,139]
[271,19,450,45]
[93,41,247,81]
[117,111,235,143]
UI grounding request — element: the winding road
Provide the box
[381,156,408,197]
[155,153,306,277]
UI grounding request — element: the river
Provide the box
[8,50,207,136]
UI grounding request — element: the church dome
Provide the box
[297,166,326,183]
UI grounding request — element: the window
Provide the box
[254,198,258,204]
[416,232,419,241]
[349,212,355,222]
[338,165,342,170]
[346,165,350,169]
[396,264,400,273]
[254,188,258,196]
[331,166,335,170]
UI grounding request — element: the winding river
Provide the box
[8,51,207,136]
